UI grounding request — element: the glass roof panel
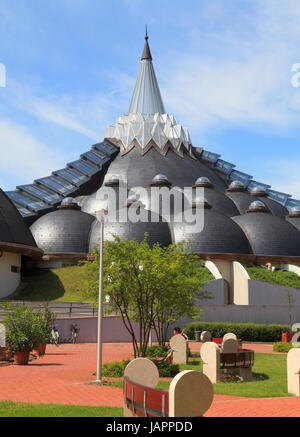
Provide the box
[53,168,89,186]
[35,176,76,196]
[17,184,62,204]
[67,160,99,176]
[81,151,104,166]
[93,142,117,156]
[6,191,50,212]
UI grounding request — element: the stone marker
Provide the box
[222,338,239,353]
[287,348,300,396]
[0,324,5,348]
[223,332,237,342]
[170,334,188,364]
[124,358,159,388]
[200,331,212,343]
[200,341,220,383]
[169,370,214,417]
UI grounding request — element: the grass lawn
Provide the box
[0,401,123,417]
[156,353,290,398]
[14,266,93,302]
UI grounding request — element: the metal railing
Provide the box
[0,301,107,319]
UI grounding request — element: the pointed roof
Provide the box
[128,30,166,115]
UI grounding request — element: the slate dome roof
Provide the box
[173,207,252,255]
[89,205,172,252]
[233,210,300,257]
[30,201,94,254]
[0,189,41,257]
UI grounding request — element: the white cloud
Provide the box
[0,120,68,186]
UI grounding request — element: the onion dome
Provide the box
[30,199,94,254]
[89,204,172,251]
[233,207,300,257]
[286,207,300,232]
[0,189,41,258]
[250,187,288,219]
[149,174,172,187]
[173,206,252,255]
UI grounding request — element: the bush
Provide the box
[150,359,180,377]
[273,342,294,353]
[102,358,179,378]
[273,342,300,353]
[145,345,168,357]
[102,360,130,377]
[2,303,44,353]
[184,321,291,342]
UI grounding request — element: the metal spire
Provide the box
[128,29,165,114]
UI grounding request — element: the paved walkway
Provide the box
[0,343,299,416]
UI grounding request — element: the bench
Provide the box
[123,358,214,417]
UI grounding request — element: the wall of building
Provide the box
[54,316,158,343]
[0,252,21,299]
[248,280,300,306]
[198,279,229,305]
[173,304,300,328]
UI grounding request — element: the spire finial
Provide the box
[141,27,152,61]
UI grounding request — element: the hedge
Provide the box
[184,321,291,342]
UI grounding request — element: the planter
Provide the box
[14,351,30,365]
[281,332,294,343]
[33,344,47,357]
[0,347,12,362]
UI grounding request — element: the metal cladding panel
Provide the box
[287,217,300,232]
[89,208,172,252]
[173,209,252,255]
[30,209,95,254]
[128,59,165,115]
[104,147,227,193]
[0,189,37,247]
[233,213,300,257]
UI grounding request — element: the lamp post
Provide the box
[95,209,108,383]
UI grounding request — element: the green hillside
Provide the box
[247,267,300,289]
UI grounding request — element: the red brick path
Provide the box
[0,343,299,416]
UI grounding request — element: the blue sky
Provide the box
[0,0,300,198]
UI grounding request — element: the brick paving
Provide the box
[0,342,299,417]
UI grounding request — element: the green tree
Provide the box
[83,234,212,357]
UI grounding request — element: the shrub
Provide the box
[184,321,291,342]
[102,360,130,377]
[102,358,179,378]
[2,304,43,353]
[273,342,300,353]
[145,345,168,357]
[273,342,294,353]
[150,359,180,377]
